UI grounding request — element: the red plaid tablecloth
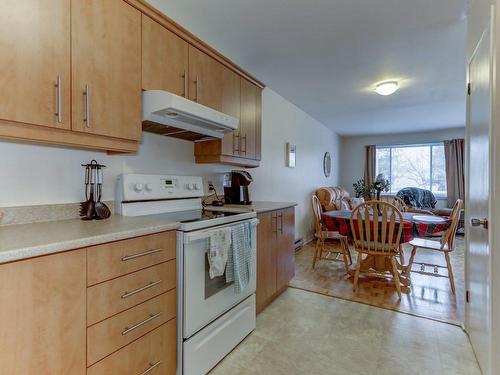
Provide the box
[322,211,451,244]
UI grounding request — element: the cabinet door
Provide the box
[240,79,262,160]
[142,15,188,96]
[0,0,70,129]
[188,46,223,111]
[71,0,142,140]
[256,212,278,313]
[276,208,296,290]
[0,250,86,374]
[221,67,241,156]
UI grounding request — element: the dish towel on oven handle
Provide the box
[208,226,232,279]
[226,222,254,293]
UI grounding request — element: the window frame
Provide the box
[375,142,447,198]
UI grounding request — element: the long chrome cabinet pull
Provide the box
[121,312,162,336]
[83,84,90,128]
[194,75,199,102]
[121,280,162,299]
[121,248,162,262]
[271,213,277,233]
[55,76,62,124]
[241,134,247,154]
[182,70,188,98]
[139,360,162,375]
[233,132,240,154]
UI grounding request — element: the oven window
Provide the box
[205,256,233,299]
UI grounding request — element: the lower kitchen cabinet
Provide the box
[0,250,87,375]
[256,207,296,313]
[0,230,177,375]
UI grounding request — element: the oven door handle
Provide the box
[184,218,259,244]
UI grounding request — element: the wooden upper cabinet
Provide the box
[188,46,223,111]
[221,67,242,156]
[0,0,71,129]
[240,79,262,161]
[71,0,142,141]
[142,15,188,96]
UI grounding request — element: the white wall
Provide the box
[339,127,465,205]
[0,88,339,242]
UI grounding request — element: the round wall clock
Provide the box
[323,152,331,177]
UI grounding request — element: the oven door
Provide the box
[180,218,258,339]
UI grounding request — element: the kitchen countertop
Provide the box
[208,201,297,214]
[0,215,179,264]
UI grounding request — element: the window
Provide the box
[376,143,447,196]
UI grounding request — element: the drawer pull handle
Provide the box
[139,360,162,375]
[122,312,162,336]
[122,248,162,261]
[121,280,162,299]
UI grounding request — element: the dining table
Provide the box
[322,210,451,288]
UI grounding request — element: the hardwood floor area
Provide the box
[290,237,465,325]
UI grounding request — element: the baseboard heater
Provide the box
[294,238,304,252]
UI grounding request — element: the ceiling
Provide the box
[147,0,468,136]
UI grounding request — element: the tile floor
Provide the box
[210,288,481,375]
[290,238,465,324]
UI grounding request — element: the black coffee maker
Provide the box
[224,170,253,205]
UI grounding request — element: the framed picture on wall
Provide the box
[286,142,296,168]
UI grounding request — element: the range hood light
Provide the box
[166,111,179,117]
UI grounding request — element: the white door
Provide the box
[466,19,491,375]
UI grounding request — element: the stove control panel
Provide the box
[117,174,204,202]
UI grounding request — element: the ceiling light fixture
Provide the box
[375,81,399,96]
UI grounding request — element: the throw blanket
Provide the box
[396,187,437,209]
[226,222,253,293]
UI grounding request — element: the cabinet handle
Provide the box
[241,134,247,155]
[233,132,240,154]
[182,70,188,98]
[271,214,277,233]
[278,213,283,233]
[122,312,162,336]
[121,280,162,299]
[121,248,162,261]
[194,75,199,102]
[55,75,62,124]
[83,84,90,128]
[139,360,162,375]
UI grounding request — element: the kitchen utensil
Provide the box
[95,167,111,219]
[79,165,91,217]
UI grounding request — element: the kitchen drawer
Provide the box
[87,289,176,366]
[87,261,175,325]
[87,231,176,286]
[87,320,176,375]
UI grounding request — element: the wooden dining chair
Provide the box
[406,199,464,294]
[311,195,352,272]
[350,201,405,297]
[387,195,408,212]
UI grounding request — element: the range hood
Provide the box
[142,90,238,141]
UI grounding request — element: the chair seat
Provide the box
[315,231,347,240]
[409,237,450,251]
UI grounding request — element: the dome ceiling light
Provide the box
[375,81,399,96]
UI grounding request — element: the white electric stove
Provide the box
[117,174,258,375]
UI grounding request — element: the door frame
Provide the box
[465,4,500,374]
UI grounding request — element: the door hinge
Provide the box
[467,82,471,95]
[466,290,470,303]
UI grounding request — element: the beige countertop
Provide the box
[208,201,297,214]
[0,215,179,264]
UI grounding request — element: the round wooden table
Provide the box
[322,210,451,288]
